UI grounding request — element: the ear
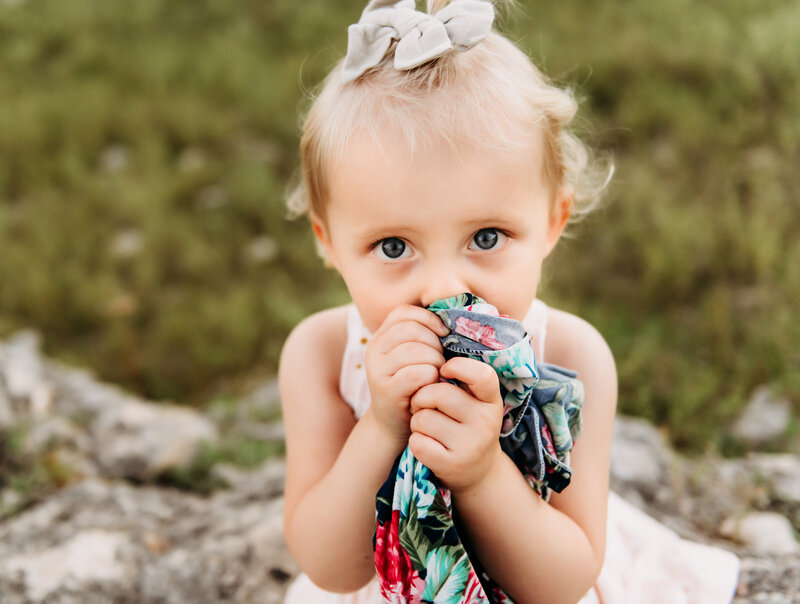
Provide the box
[310,211,339,269]
[544,187,573,257]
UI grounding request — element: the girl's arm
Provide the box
[410,310,617,603]
[280,307,400,592]
[280,305,447,593]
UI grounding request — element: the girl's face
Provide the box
[313,136,571,334]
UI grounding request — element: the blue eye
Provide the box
[470,229,505,251]
[375,237,410,260]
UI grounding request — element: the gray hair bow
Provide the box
[341,0,495,83]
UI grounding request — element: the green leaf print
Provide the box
[399,496,431,570]
[421,548,471,602]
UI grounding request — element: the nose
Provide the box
[418,258,469,308]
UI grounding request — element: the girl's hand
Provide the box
[365,305,449,446]
[408,356,504,494]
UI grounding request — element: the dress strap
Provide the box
[338,305,372,420]
[523,298,548,362]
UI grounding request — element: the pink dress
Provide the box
[285,301,740,604]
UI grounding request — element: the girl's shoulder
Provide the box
[279,305,350,398]
[543,306,615,374]
[543,306,617,412]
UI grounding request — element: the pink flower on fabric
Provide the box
[381,578,425,604]
[491,587,515,603]
[439,486,451,509]
[375,510,422,603]
[540,425,557,458]
[454,317,503,350]
[463,568,489,602]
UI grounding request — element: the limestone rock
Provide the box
[239,377,281,420]
[91,400,218,480]
[734,555,800,602]
[747,453,800,504]
[1,489,23,519]
[721,512,800,556]
[4,530,136,602]
[0,331,53,418]
[3,328,800,601]
[47,363,133,417]
[609,416,677,513]
[239,420,285,443]
[24,416,91,455]
[733,386,792,445]
[211,458,286,497]
[0,476,298,603]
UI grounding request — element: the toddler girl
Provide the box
[280,1,740,601]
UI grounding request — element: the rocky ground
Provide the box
[0,331,798,603]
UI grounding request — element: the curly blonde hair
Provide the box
[287,0,611,227]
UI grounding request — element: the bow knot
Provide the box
[342,0,495,83]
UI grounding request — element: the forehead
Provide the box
[327,134,546,226]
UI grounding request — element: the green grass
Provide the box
[0,424,81,515]
[0,0,797,452]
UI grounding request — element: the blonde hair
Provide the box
[287,0,611,226]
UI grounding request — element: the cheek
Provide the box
[487,256,542,320]
[342,278,395,333]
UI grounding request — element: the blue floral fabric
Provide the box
[374,294,585,603]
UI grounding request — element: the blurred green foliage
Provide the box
[0,0,797,451]
[0,423,78,515]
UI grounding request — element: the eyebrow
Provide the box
[446,211,528,232]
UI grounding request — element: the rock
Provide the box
[24,417,91,455]
[721,512,800,555]
[239,420,285,443]
[734,554,800,602]
[46,363,130,417]
[0,477,297,603]
[92,401,218,480]
[733,386,792,445]
[4,324,800,602]
[49,448,102,481]
[0,331,54,418]
[239,377,281,420]
[4,529,136,602]
[211,458,286,497]
[609,416,677,512]
[747,453,800,504]
[1,489,23,519]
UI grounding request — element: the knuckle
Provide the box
[408,364,438,387]
[478,361,496,378]
[418,364,439,384]
[385,322,414,345]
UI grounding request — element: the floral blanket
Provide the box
[374,294,584,603]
